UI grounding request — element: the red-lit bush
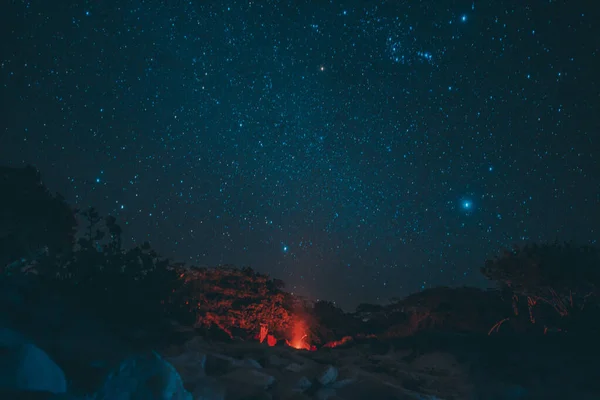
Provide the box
[176,265,298,339]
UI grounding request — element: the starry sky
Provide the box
[1,0,599,310]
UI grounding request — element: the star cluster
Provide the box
[1,0,598,309]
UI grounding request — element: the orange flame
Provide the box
[286,319,313,351]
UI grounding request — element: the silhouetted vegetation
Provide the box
[306,300,363,344]
[482,242,600,333]
[0,166,299,338]
[2,165,600,345]
[0,165,76,271]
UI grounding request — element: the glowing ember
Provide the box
[323,335,353,348]
[259,324,268,344]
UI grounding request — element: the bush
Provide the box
[0,165,76,270]
[388,286,511,335]
[481,242,600,332]
[177,265,298,339]
[32,207,186,330]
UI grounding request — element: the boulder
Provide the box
[166,351,207,386]
[233,358,262,369]
[284,363,305,373]
[204,353,235,376]
[94,351,191,400]
[317,365,338,386]
[0,328,67,394]
[191,376,226,400]
[292,376,312,393]
[222,368,275,389]
[271,373,312,398]
[411,352,461,377]
[265,354,286,367]
[288,396,312,400]
[331,378,354,389]
[315,387,337,400]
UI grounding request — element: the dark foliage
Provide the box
[3,165,600,344]
[307,300,362,343]
[33,207,185,331]
[482,242,600,332]
[0,166,299,337]
[0,165,77,270]
[383,286,512,336]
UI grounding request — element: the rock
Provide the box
[191,377,226,400]
[266,354,286,367]
[166,351,207,385]
[315,387,337,400]
[317,365,338,386]
[270,372,312,399]
[94,351,192,400]
[234,358,262,369]
[335,378,405,400]
[284,363,305,373]
[412,352,461,377]
[219,381,271,400]
[222,368,275,389]
[0,330,67,394]
[203,353,262,376]
[331,378,354,389]
[282,395,312,400]
[0,391,82,400]
[237,392,272,400]
[182,336,208,352]
[205,353,235,376]
[293,376,312,392]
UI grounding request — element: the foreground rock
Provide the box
[0,328,67,394]
[2,275,600,400]
[316,365,338,386]
[94,351,191,400]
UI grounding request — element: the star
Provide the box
[2,0,597,311]
[461,200,473,211]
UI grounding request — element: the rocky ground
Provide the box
[2,277,600,399]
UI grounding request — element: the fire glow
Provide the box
[286,319,315,351]
[258,320,315,351]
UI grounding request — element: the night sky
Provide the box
[1,0,599,309]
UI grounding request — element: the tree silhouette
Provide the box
[481,242,600,331]
[0,165,76,271]
[177,265,298,339]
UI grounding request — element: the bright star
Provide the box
[461,200,473,211]
[461,15,467,22]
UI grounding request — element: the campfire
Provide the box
[258,320,316,351]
